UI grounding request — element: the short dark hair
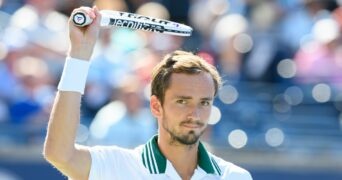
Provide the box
[151,50,222,104]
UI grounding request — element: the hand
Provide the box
[68,6,101,60]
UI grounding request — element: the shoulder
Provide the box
[87,145,142,179]
[88,145,137,160]
[211,154,253,180]
[88,145,139,169]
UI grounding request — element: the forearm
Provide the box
[43,48,90,162]
[43,91,82,163]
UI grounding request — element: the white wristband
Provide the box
[58,57,90,94]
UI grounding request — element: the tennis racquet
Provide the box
[72,10,193,36]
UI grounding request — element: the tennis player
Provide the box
[43,6,252,180]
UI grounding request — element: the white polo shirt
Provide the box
[88,135,252,180]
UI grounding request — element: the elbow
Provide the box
[43,143,73,166]
[43,146,58,164]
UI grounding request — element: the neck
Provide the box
[158,133,199,180]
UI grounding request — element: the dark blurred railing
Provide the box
[210,82,342,152]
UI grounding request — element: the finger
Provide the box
[93,6,101,25]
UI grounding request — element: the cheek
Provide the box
[164,103,180,115]
[200,107,212,120]
[162,104,184,120]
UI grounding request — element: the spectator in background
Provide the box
[242,1,293,83]
[1,0,70,94]
[6,0,69,59]
[0,54,54,144]
[136,2,183,54]
[0,0,71,145]
[188,0,230,54]
[294,17,342,85]
[190,0,293,83]
[9,55,53,124]
[210,13,248,82]
[279,0,338,52]
[89,75,156,148]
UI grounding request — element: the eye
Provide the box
[201,100,211,106]
[176,99,187,104]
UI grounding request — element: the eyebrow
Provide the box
[175,96,213,101]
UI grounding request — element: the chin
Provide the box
[177,131,202,145]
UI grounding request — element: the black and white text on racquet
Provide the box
[72,10,193,36]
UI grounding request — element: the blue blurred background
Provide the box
[0,0,342,179]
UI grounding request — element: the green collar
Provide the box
[141,135,221,175]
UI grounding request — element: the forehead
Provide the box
[165,72,215,98]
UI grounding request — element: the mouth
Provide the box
[180,122,204,129]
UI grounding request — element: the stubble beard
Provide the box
[162,118,205,146]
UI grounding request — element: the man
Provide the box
[43,6,252,180]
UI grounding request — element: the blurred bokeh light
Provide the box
[208,105,221,125]
[277,59,296,79]
[312,83,331,103]
[228,129,248,149]
[265,128,285,147]
[218,85,239,104]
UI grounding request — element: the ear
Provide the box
[150,95,162,119]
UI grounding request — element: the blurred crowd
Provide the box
[0,0,341,148]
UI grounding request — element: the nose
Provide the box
[187,106,200,121]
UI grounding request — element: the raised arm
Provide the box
[43,7,101,180]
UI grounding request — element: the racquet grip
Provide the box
[72,11,93,27]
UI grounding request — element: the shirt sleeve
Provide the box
[213,155,253,180]
[225,165,253,180]
[88,145,128,180]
